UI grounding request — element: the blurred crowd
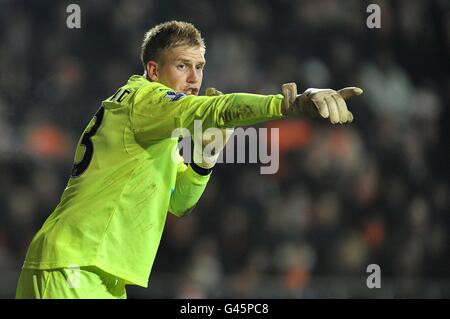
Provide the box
[0,0,449,298]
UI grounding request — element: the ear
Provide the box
[146,61,159,81]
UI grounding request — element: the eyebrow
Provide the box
[176,58,206,66]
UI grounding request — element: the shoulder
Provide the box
[134,81,188,106]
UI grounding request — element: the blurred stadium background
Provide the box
[0,0,449,298]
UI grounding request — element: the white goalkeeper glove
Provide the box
[192,87,234,169]
[281,83,363,124]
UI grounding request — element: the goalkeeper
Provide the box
[16,21,363,298]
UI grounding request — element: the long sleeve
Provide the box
[168,160,211,217]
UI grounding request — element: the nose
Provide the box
[186,66,200,84]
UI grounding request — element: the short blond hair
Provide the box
[141,21,205,70]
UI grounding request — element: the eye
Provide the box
[177,64,186,70]
[196,64,204,70]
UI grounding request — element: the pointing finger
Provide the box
[338,87,363,100]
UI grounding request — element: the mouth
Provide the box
[184,87,199,95]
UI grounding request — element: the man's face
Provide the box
[152,45,206,96]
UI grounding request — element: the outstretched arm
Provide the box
[168,87,229,217]
[167,83,363,217]
[132,81,363,146]
[131,82,284,145]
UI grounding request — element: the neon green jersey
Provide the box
[22,75,284,287]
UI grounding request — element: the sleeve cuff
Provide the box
[189,162,213,178]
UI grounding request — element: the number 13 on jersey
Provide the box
[71,106,105,177]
